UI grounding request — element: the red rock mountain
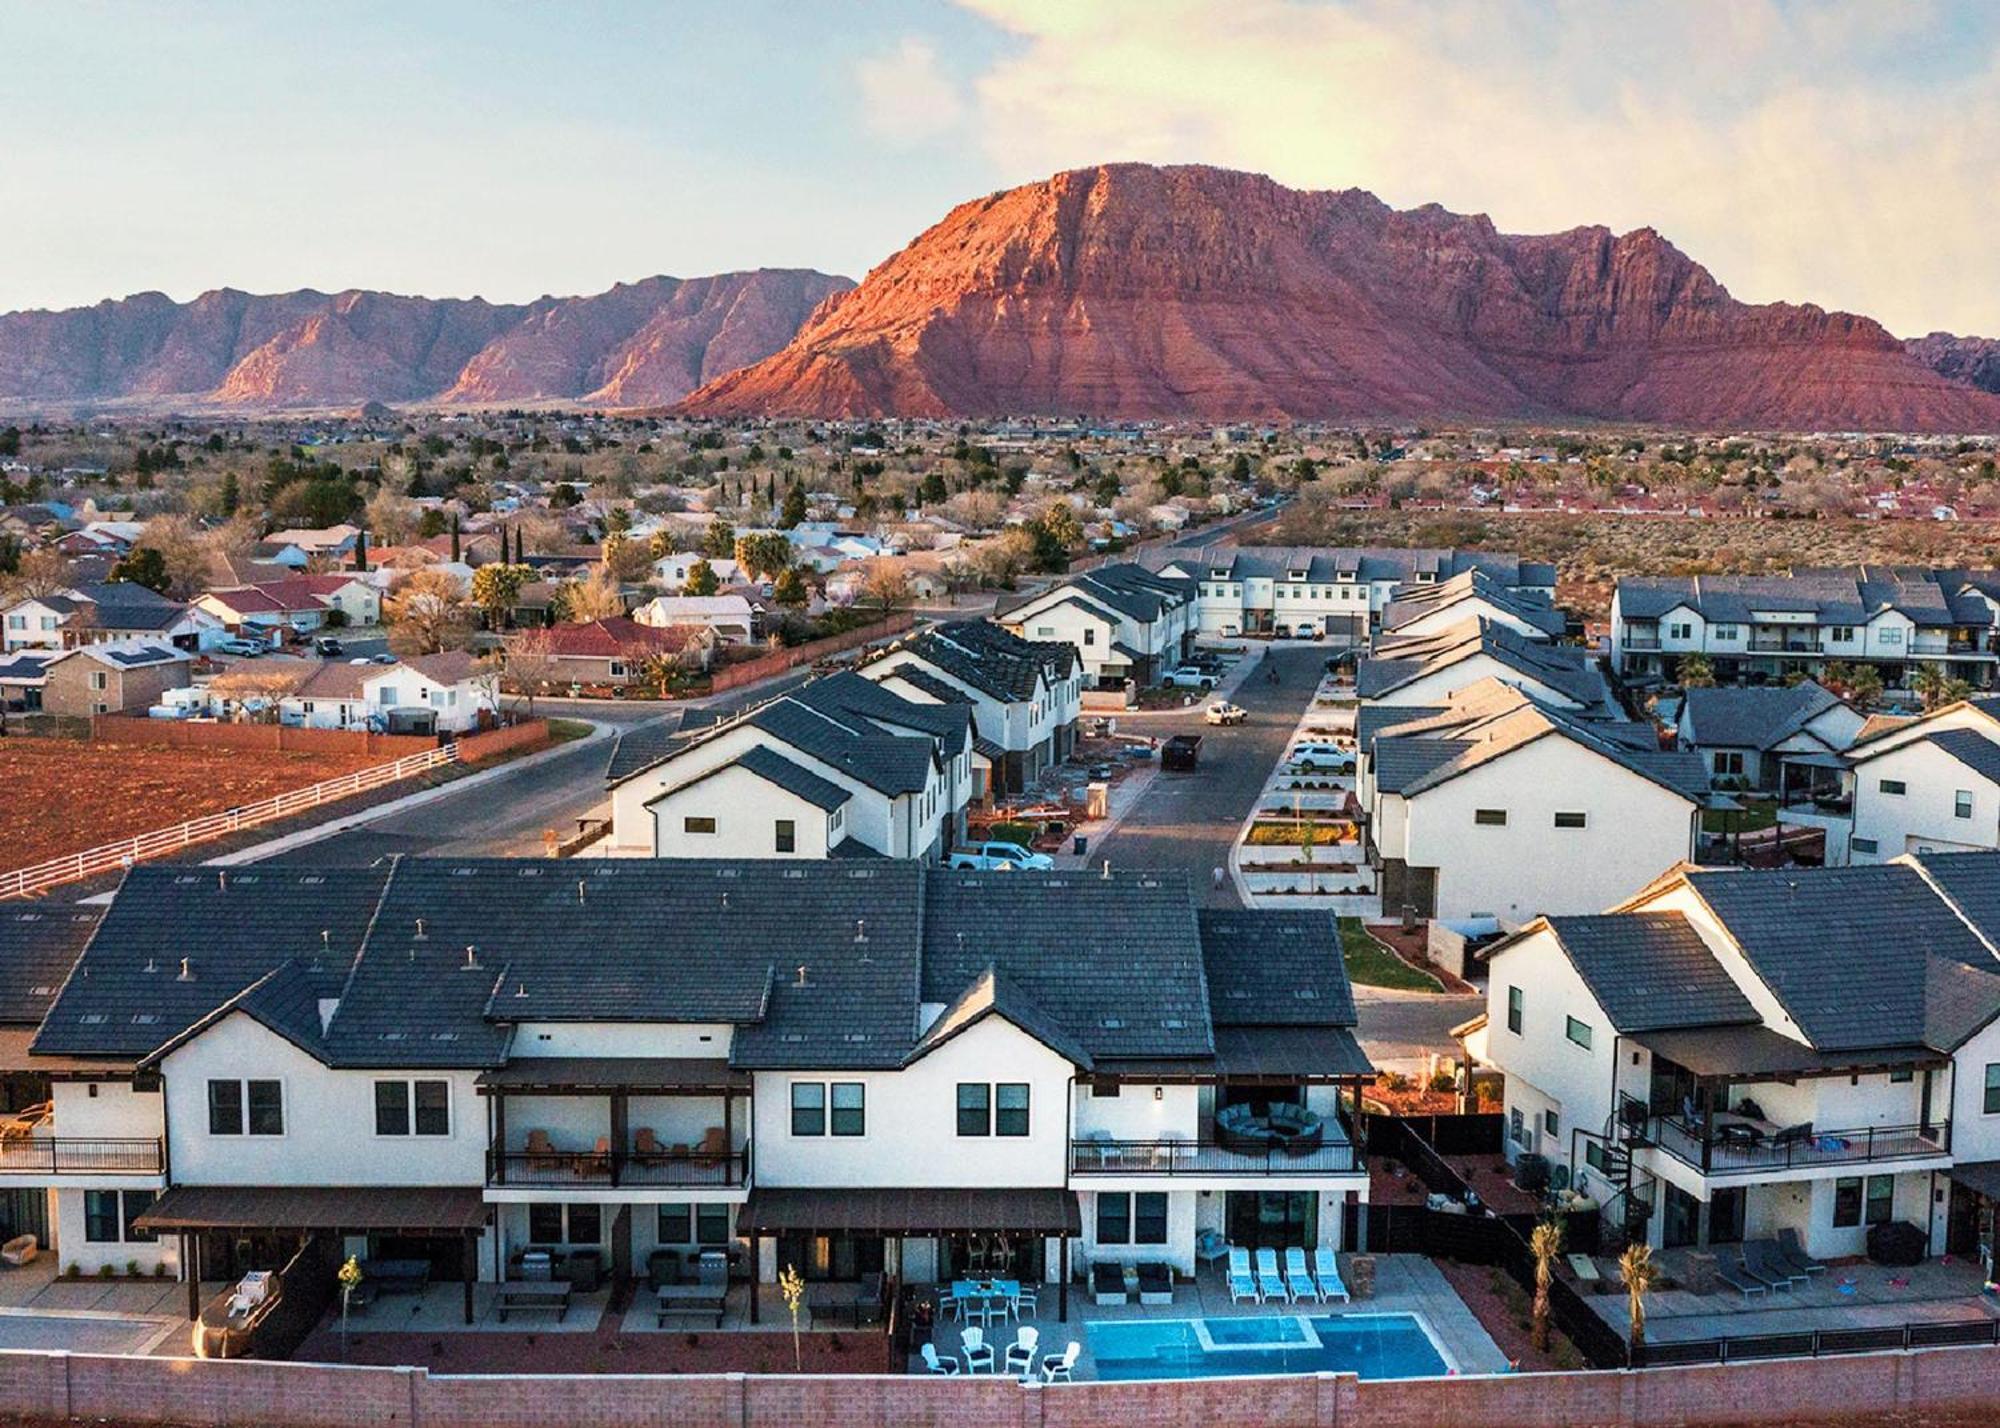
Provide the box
[0,269,850,411]
[683,164,2000,432]
[1907,332,2000,396]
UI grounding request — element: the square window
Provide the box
[830,1082,865,1137]
[790,1082,826,1137]
[1553,811,1587,829]
[775,819,796,854]
[1096,1192,1131,1245]
[684,816,717,835]
[1506,986,1523,1035]
[1565,1017,1593,1051]
[995,1083,1030,1137]
[956,1083,991,1137]
[1474,808,1507,827]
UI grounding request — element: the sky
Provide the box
[5,1,2000,335]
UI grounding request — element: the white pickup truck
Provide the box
[946,841,1056,872]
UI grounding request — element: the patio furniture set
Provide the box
[940,1277,1040,1324]
[520,1125,730,1176]
[925,1324,1080,1382]
[1226,1246,1350,1305]
[1717,1230,1829,1299]
[1090,1262,1174,1305]
[343,1257,431,1315]
[652,1248,731,1327]
[1214,1102,1326,1156]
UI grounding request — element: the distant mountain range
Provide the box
[6,163,2000,430]
[0,269,851,412]
[681,164,2000,433]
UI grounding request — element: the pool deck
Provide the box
[911,1255,1509,1380]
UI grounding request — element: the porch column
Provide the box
[1058,1234,1069,1322]
[724,1093,735,1179]
[462,1233,477,1324]
[183,1233,200,1320]
[492,1093,507,1185]
[610,1091,628,1189]
[749,1235,760,1323]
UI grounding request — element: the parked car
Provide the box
[1204,701,1247,726]
[1163,666,1219,690]
[217,638,266,657]
[313,637,344,657]
[1291,746,1355,773]
[372,653,398,665]
[946,841,1056,873]
[1161,733,1203,771]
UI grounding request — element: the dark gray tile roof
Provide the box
[0,906,102,1026]
[1381,569,1566,637]
[604,713,693,783]
[1619,568,1992,629]
[1679,681,1846,752]
[33,865,391,1059]
[875,621,1076,706]
[1540,913,1758,1034]
[921,869,1214,1061]
[1923,728,2000,787]
[1359,619,1610,712]
[1686,863,2000,1053]
[1197,909,1356,1027]
[728,746,853,811]
[1156,546,1556,590]
[906,964,1097,1069]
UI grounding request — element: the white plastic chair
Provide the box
[922,1343,961,1375]
[1041,1340,1081,1383]
[1004,1325,1039,1377]
[961,1325,996,1373]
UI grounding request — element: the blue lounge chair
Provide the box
[1255,1247,1291,1302]
[1312,1248,1351,1304]
[1226,1246,1259,1303]
[1284,1247,1323,1303]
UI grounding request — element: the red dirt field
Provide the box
[0,739,390,870]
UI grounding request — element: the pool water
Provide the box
[1087,1313,1450,1381]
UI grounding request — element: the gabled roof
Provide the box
[1358,618,1610,711]
[1537,913,1758,1034]
[1154,545,1557,590]
[0,905,102,1026]
[1197,909,1356,1027]
[1381,569,1566,637]
[1679,681,1849,753]
[905,964,1095,1069]
[1920,728,2000,787]
[646,744,853,813]
[1618,568,1992,629]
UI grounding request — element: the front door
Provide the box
[1708,1187,1746,1246]
[1945,1181,1989,1258]
[1225,1191,1316,1250]
[1661,1182,1700,1249]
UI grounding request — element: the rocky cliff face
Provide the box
[1907,332,2000,396]
[0,269,851,411]
[683,164,2000,432]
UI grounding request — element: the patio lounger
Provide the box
[1226,1247,1259,1303]
[1254,1247,1291,1303]
[654,1285,725,1328]
[1777,1228,1829,1277]
[497,1283,572,1322]
[1566,1253,1601,1283]
[1091,1262,1128,1306]
[1718,1251,1770,1299]
[1136,1263,1174,1305]
[1770,1122,1814,1150]
[1312,1248,1351,1304]
[1745,1240,1806,1289]
[1284,1247,1323,1303]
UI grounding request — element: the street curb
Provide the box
[204,723,615,866]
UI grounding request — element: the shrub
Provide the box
[1428,1070,1456,1093]
[97,1264,114,1278]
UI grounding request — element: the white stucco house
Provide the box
[279,650,498,734]
[997,563,1195,688]
[1846,697,2000,863]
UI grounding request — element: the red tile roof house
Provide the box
[193,583,339,644]
[528,618,718,690]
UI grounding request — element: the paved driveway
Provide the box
[1085,644,1327,905]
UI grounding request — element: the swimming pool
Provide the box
[1086,1312,1452,1381]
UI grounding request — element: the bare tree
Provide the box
[206,668,308,724]
[384,568,473,655]
[501,629,561,718]
[134,514,211,598]
[859,559,913,617]
[563,566,626,622]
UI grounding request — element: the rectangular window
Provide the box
[956,1082,991,1137]
[1096,1192,1131,1245]
[529,1203,564,1244]
[1565,1016,1593,1050]
[658,1203,692,1245]
[566,1203,601,1245]
[1543,1109,1560,1138]
[1715,751,1745,776]
[1090,1081,1121,1098]
[1889,1067,1915,1085]
[684,816,717,834]
[1984,1063,2000,1115]
[208,1079,243,1136]
[1553,811,1587,829]
[1832,1176,1896,1227]
[830,1081,865,1137]
[247,1080,283,1136]
[775,819,796,853]
[1134,1192,1169,1245]
[995,1083,1030,1137]
[1865,1174,1894,1226]
[121,1190,156,1243]
[1956,790,1974,820]
[1506,986,1524,1035]
[414,1080,450,1135]
[790,1082,826,1137]
[1474,808,1508,827]
[374,1081,409,1137]
[1879,628,1903,647]
[1879,780,1906,796]
[696,1203,731,1245]
[1852,837,1879,855]
[1509,1107,1527,1146]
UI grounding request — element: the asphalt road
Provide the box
[1085,643,1327,904]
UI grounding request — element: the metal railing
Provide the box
[1645,1115,1950,1175]
[1634,1316,2000,1368]
[487,1147,749,1188]
[1622,633,1663,651]
[0,745,458,899]
[0,1136,163,1175]
[1069,1136,1362,1176]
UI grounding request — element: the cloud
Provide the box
[948,0,2000,336]
[854,36,967,147]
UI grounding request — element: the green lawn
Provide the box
[1338,917,1443,992]
[1701,797,1778,834]
[546,718,594,743]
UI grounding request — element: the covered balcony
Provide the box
[478,1058,752,1191]
[0,1103,162,1178]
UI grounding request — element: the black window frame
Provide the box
[84,1189,123,1243]
[1956,790,1975,820]
[696,1203,731,1245]
[775,819,797,853]
[1565,1016,1593,1050]
[956,1082,991,1137]
[790,1081,827,1137]
[830,1081,865,1137]
[1474,808,1508,827]
[1864,1173,1894,1226]
[1506,986,1523,1035]
[528,1202,564,1244]
[684,815,717,834]
[1133,1191,1168,1245]
[566,1202,601,1245]
[374,1080,410,1137]
[995,1083,1030,1138]
[657,1203,693,1245]
[207,1078,244,1136]
[246,1079,284,1136]
[1553,811,1588,829]
[413,1078,450,1136]
[1985,1063,2000,1115]
[121,1189,157,1243]
[1096,1192,1131,1245]
[1879,779,1907,796]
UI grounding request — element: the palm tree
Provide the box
[1619,1242,1656,1351]
[1529,1219,1564,1353]
[1677,653,1716,688]
[1911,661,1947,710]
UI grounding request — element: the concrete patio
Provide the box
[909,1254,1508,1380]
[1579,1253,2000,1344]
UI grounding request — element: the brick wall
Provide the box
[709,614,915,692]
[455,719,550,764]
[0,1345,1993,1428]
[92,715,433,757]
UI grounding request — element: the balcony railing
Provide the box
[0,1136,163,1176]
[1748,634,1819,653]
[1641,1115,1949,1176]
[1069,1136,1362,1177]
[1623,633,1662,651]
[486,1147,749,1189]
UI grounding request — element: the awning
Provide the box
[1949,1160,2000,1200]
[134,1185,489,1235]
[737,1187,1081,1238]
[1632,1026,1944,1080]
[1088,1027,1375,1083]
[476,1057,749,1094]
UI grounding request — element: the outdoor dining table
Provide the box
[951,1279,1021,1322]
